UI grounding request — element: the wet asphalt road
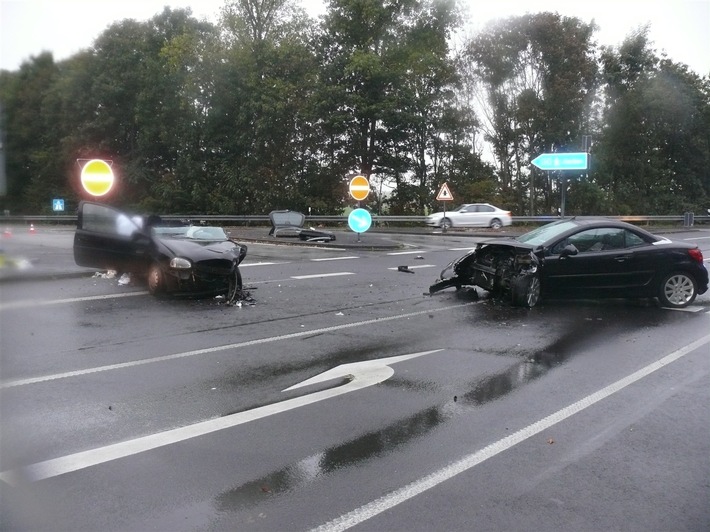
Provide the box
[1,225,709,531]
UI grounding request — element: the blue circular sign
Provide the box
[348,208,372,233]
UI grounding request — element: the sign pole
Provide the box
[357,200,361,242]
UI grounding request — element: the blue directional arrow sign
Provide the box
[531,152,588,171]
[348,208,372,233]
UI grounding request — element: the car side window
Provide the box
[549,227,626,254]
[81,203,142,237]
[82,203,119,234]
[479,205,494,213]
[624,230,646,248]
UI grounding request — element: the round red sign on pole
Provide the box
[80,159,115,197]
[349,175,370,201]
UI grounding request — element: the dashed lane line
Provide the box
[310,256,360,262]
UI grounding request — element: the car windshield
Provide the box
[516,220,579,245]
[152,225,228,240]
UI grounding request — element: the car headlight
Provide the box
[170,257,192,269]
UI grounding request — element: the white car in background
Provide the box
[426,203,512,229]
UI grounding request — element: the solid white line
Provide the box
[0,350,442,486]
[291,272,355,279]
[685,236,710,241]
[0,302,478,390]
[311,333,710,532]
[0,291,147,311]
[448,247,475,251]
[310,256,359,262]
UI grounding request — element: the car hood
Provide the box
[157,237,242,261]
[477,237,537,251]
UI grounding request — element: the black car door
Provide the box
[73,202,151,273]
[542,227,652,297]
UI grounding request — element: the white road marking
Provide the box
[685,236,710,240]
[663,305,705,313]
[0,302,477,390]
[387,265,437,270]
[0,350,443,486]
[448,247,475,251]
[291,272,356,279]
[387,251,427,256]
[240,261,289,267]
[310,256,359,262]
[0,291,147,311]
[311,332,710,532]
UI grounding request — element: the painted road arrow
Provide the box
[531,152,588,171]
[0,350,442,486]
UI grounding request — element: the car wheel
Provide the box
[658,271,697,308]
[511,274,541,308]
[439,218,452,229]
[489,218,502,229]
[147,263,165,295]
[226,268,243,304]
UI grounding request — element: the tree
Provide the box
[594,28,710,213]
[0,53,66,213]
[463,13,598,214]
[210,0,328,214]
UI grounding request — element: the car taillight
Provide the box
[688,248,704,263]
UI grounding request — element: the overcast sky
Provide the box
[1,0,709,75]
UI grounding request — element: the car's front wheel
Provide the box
[439,218,452,229]
[658,271,697,308]
[147,263,165,295]
[226,268,243,304]
[511,274,541,308]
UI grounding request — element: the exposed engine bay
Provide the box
[429,242,541,306]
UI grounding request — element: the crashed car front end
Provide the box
[165,251,246,294]
[149,231,249,302]
[429,241,541,304]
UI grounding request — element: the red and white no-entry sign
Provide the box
[349,175,370,201]
[80,159,115,197]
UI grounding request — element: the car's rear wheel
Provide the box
[147,263,165,295]
[439,218,452,229]
[658,271,697,308]
[489,218,502,229]
[511,274,541,308]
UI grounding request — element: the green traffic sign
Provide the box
[531,152,588,171]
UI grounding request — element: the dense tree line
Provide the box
[1,0,709,216]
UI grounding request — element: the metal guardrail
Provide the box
[1,214,708,225]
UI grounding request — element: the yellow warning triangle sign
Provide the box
[436,182,453,201]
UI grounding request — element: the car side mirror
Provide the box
[560,244,579,258]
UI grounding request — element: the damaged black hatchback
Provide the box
[74,201,248,302]
[429,218,709,308]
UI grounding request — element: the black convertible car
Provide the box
[429,218,708,308]
[74,202,247,302]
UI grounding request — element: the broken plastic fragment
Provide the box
[118,273,131,285]
[93,270,117,279]
[397,265,415,274]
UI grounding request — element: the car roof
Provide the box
[564,217,645,229]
